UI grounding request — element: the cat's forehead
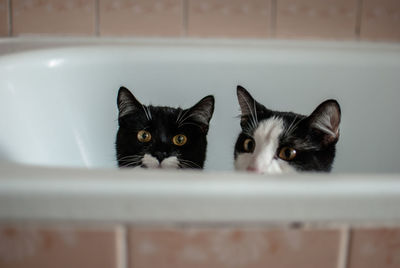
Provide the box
[249,111,305,133]
[265,111,305,123]
[147,105,181,123]
[253,117,284,142]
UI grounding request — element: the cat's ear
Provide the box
[183,95,215,133]
[117,86,142,118]
[308,99,341,145]
[236,85,266,128]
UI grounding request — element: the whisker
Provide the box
[117,154,143,161]
[120,160,142,168]
[146,106,152,120]
[253,99,259,126]
[286,117,305,137]
[141,104,151,121]
[179,159,202,169]
[178,162,195,169]
[117,154,144,168]
[117,156,142,161]
[283,115,298,137]
[176,109,183,123]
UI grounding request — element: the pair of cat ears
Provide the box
[117,86,215,132]
[237,85,341,143]
[118,85,341,143]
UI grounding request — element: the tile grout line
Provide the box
[116,225,128,268]
[269,0,277,38]
[94,0,100,37]
[182,0,188,37]
[355,0,363,40]
[337,225,351,268]
[7,0,12,36]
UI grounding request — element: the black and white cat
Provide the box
[116,87,214,169]
[234,86,341,174]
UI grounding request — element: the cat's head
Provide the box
[234,86,341,174]
[116,86,214,169]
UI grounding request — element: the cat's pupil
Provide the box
[278,147,297,161]
[137,130,152,142]
[248,141,254,151]
[173,134,187,146]
[283,148,289,158]
[243,138,255,152]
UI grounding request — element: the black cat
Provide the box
[116,87,214,169]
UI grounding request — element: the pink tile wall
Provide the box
[0,0,8,36]
[348,228,400,268]
[99,0,183,37]
[276,0,359,39]
[2,224,400,268]
[0,0,399,41]
[0,225,121,268]
[128,227,340,268]
[187,0,271,38]
[360,0,400,41]
[12,0,96,36]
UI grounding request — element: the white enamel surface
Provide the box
[1,38,400,172]
[0,163,400,223]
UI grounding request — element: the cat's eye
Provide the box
[243,138,255,152]
[137,130,152,143]
[278,147,297,161]
[172,134,187,146]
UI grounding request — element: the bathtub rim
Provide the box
[1,36,400,57]
[1,38,400,224]
[1,163,400,224]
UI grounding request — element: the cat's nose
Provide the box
[154,152,168,163]
[247,166,262,173]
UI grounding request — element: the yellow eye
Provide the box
[137,130,151,143]
[243,138,255,152]
[278,147,297,161]
[172,134,187,146]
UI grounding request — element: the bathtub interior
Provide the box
[1,40,400,173]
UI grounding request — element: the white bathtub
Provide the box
[0,38,400,224]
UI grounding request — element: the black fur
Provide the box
[234,85,341,172]
[116,86,214,169]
